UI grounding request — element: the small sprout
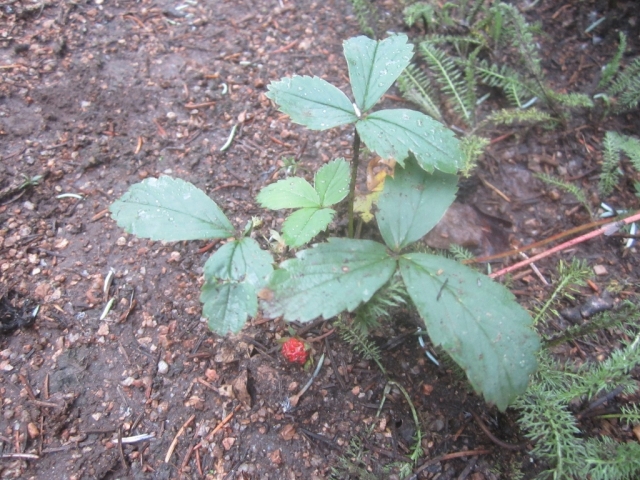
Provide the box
[20,174,44,189]
[219,123,238,152]
[103,268,115,300]
[56,193,83,200]
[100,298,116,321]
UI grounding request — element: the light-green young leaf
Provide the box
[201,237,273,334]
[377,156,457,251]
[314,158,350,206]
[343,35,414,112]
[256,177,321,210]
[265,75,358,130]
[282,208,335,248]
[203,238,273,287]
[262,238,397,322]
[356,109,463,174]
[201,282,256,334]
[399,254,539,411]
[110,176,234,241]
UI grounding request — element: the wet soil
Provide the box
[1,0,639,479]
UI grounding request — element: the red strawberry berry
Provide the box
[281,338,308,365]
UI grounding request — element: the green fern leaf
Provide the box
[419,42,472,122]
[397,64,443,121]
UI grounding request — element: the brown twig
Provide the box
[408,449,492,479]
[467,216,617,265]
[165,414,196,463]
[306,328,335,343]
[470,411,527,451]
[206,405,241,441]
[118,425,128,471]
[490,211,640,278]
[211,182,247,192]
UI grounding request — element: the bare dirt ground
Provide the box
[0,0,639,479]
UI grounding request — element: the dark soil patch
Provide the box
[1,0,639,479]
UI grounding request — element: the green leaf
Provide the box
[265,75,358,130]
[344,34,414,112]
[399,254,539,411]
[257,177,321,210]
[377,156,457,251]
[314,158,350,206]
[282,208,335,248]
[263,238,397,322]
[356,109,463,174]
[201,282,256,334]
[110,176,234,241]
[200,238,273,334]
[203,238,273,287]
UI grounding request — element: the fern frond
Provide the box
[419,42,472,122]
[336,316,385,373]
[403,2,435,31]
[619,131,640,171]
[397,64,443,121]
[349,0,378,39]
[568,333,640,401]
[449,244,475,262]
[459,134,488,174]
[598,32,627,89]
[517,333,640,479]
[545,301,639,348]
[464,0,487,27]
[532,258,591,326]
[599,131,640,195]
[352,276,408,334]
[421,34,485,48]
[607,57,640,113]
[474,60,537,107]
[491,3,543,78]
[536,173,592,216]
[581,436,640,480]
[479,107,554,129]
[600,131,624,195]
[516,385,586,478]
[546,91,594,109]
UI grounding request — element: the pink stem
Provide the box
[490,211,640,279]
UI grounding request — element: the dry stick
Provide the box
[490,211,640,279]
[408,449,491,479]
[470,411,527,451]
[0,453,39,459]
[165,414,196,463]
[206,405,241,442]
[118,425,128,471]
[467,216,617,265]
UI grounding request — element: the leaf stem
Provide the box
[348,130,361,238]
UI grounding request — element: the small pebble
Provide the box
[157,360,169,375]
[593,265,608,276]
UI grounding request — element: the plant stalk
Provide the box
[347,130,361,238]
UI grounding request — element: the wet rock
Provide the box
[500,164,540,200]
[580,293,614,318]
[560,306,583,324]
[423,203,509,256]
[561,292,614,322]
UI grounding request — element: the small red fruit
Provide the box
[281,338,308,365]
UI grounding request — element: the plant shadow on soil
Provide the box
[1,0,639,478]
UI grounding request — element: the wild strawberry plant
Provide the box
[110,34,539,411]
